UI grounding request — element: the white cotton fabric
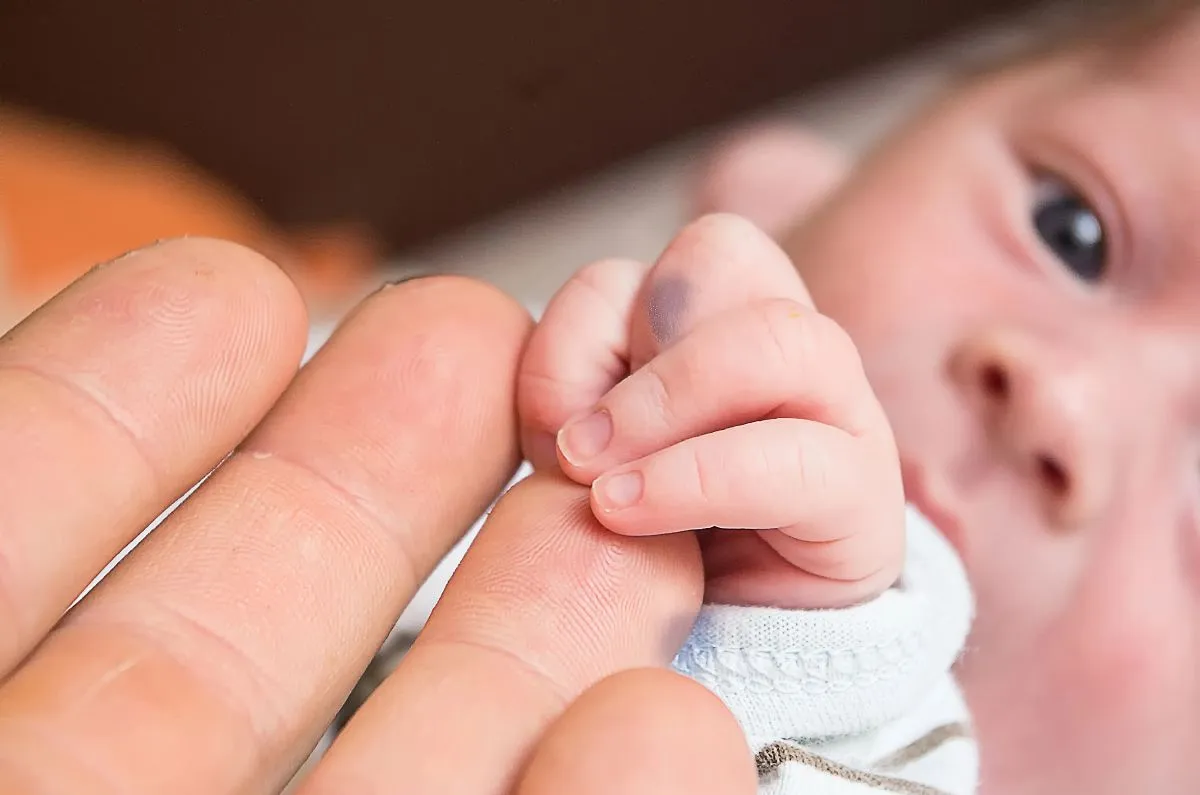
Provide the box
[672,507,978,794]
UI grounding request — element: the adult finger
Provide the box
[0,238,307,674]
[302,473,704,795]
[516,668,757,795]
[0,276,531,794]
[518,258,647,468]
[558,298,890,480]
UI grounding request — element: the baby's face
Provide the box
[785,27,1200,793]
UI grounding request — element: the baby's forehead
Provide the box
[1110,10,1200,99]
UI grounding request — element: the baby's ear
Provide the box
[627,213,814,372]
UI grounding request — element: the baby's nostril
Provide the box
[980,363,1009,401]
[1036,454,1070,498]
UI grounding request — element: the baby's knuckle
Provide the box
[754,298,818,372]
[687,445,721,504]
[791,438,832,495]
[810,311,862,367]
[640,361,680,432]
[757,296,812,320]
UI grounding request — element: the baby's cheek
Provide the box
[1041,584,1196,751]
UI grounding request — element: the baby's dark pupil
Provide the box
[1032,181,1106,283]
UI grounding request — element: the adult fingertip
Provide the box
[244,272,534,586]
[324,273,533,463]
[15,235,311,358]
[372,273,534,342]
[517,668,757,795]
[131,235,310,342]
[1,235,313,477]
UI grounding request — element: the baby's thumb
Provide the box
[628,214,812,370]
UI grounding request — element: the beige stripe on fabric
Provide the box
[875,723,973,771]
[754,742,954,795]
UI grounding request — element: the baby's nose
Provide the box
[950,330,1112,529]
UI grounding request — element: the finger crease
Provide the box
[642,365,677,435]
[0,362,161,495]
[86,599,286,752]
[0,717,133,795]
[233,448,424,598]
[691,449,715,504]
[421,636,573,707]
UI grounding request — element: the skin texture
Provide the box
[9,17,1200,795]
[523,12,1200,794]
[781,34,1200,794]
[0,239,754,794]
[646,275,691,346]
[521,217,905,610]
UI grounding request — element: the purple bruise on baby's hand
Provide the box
[647,276,690,345]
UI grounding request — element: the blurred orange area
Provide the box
[0,107,380,322]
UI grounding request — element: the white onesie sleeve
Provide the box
[671,506,978,794]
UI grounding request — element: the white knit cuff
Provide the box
[671,506,972,744]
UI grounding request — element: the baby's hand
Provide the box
[519,215,903,608]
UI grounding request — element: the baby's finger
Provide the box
[590,418,904,599]
[515,669,756,795]
[628,213,811,369]
[559,298,889,479]
[519,258,647,468]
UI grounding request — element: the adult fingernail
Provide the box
[558,410,613,465]
[381,272,434,287]
[595,471,644,510]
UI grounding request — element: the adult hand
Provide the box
[0,239,754,794]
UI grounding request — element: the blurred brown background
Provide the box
[0,0,1032,253]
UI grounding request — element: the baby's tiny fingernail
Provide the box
[595,471,644,510]
[558,410,613,465]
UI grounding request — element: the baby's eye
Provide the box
[1031,176,1107,283]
